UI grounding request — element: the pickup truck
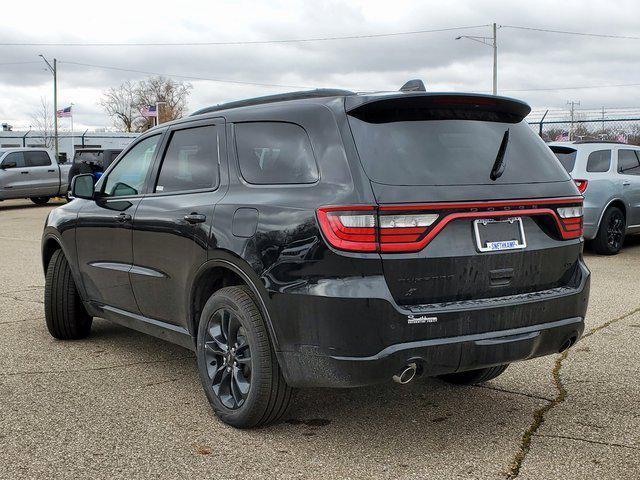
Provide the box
[0,148,71,205]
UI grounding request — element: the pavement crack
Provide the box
[504,305,640,479]
[473,384,554,403]
[1,356,194,377]
[533,433,639,451]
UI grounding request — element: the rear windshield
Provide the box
[348,118,570,186]
[74,151,104,166]
[549,146,577,173]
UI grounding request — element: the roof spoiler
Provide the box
[346,93,532,124]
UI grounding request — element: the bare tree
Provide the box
[30,97,55,148]
[100,81,143,132]
[135,76,192,129]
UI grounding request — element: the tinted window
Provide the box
[586,150,611,173]
[155,126,219,193]
[1,152,26,168]
[103,135,160,197]
[549,146,577,173]
[618,150,640,176]
[348,118,569,186]
[24,151,51,167]
[74,151,104,166]
[235,122,318,184]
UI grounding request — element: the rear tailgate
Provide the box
[345,93,584,307]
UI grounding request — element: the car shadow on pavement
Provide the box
[0,199,66,212]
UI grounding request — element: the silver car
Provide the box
[549,141,640,254]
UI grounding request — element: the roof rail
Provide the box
[191,88,354,116]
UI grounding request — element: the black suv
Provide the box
[42,84,590,428]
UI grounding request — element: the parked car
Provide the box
[548,140,640,254]
[0,147,70,204]
[42,85,590,428]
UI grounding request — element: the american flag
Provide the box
[56,106,72,118]
[141,105,157,118]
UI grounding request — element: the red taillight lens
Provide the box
[556,205,584,239]
[574,179,588,193]
[316,207,377,252]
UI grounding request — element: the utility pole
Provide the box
[39,55,58,160]
[455,23,498,95]
[567,100,580,140]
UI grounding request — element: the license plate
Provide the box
[473,217,526,252]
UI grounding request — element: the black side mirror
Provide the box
[71,174,96,200]
[0,161,17,169]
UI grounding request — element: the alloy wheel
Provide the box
[203,308,252,409]
[606,213,624,251]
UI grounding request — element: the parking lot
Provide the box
[0,198,638,479]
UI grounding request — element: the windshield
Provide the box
[74,151,104,166]
[348,118,570,186]
[549,146,577,173]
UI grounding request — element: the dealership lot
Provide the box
[0,199,638,479]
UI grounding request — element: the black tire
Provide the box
[44,249,92,339]
[438,364,509,385]
[592,206,625,255]
[196,286,292,428]
[30,196,50,205]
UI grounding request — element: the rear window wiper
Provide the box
[490,129,510,181]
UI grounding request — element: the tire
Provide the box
[44,249,92,339]
[438,364,509,385]
[592,206,625,255]
[30,196,50,205]
[196,286,292,428]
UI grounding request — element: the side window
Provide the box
[618,150,640,176]
[235,122,318,185]
[586,150,611,173]
[1,152,26,168]
[25,151,52,167]
[155,125,219,193]
[103,135,160,197]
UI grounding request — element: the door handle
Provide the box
[20,171,29,174]
[47,169,55,173]
[115,212,132,222]
[623,181,631,186]
[184,213,206,224]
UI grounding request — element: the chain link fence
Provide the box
[527,108,640,144]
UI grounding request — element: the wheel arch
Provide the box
[595,198,627,233]
[188,250,280,351]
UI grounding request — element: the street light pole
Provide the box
[455,23,498,95]
[39,55,58,160]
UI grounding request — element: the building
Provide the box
[0,130,138,160]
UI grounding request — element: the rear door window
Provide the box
[24,151,51,167]
[348,118,570,186]
[618,150,640,175]
[549,146,577,173]
[235,122,318,184]
[74,151,104,166]
[586,150,611,173]
[155,125,219,193]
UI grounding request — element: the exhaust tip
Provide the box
[393,363,417,384]
[559,335,578,353]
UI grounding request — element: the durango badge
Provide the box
[407,315,438,325]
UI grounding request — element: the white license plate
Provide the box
[473,217,527,252]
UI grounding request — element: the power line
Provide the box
[501,25,640,41]
[0,24,489,47]
[502,82,640,92]
[59,60,314,89]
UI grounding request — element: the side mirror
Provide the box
[71,174,96,200]
[0,161,17,169]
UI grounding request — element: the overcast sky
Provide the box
[1,0,640,130]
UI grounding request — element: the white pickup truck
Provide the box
[0,148,71,205]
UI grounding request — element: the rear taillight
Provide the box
[556,205,583,239]
[574,179,588,193]
[318,198,584,253]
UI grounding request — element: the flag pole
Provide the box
[70,103,74,159]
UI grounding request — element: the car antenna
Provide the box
[399,79,426,92]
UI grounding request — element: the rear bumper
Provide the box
[272,261,590,388]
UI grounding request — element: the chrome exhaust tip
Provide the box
[393,363,417,384]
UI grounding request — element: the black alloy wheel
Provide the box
[606,210,625,252]
[203,308,252,409]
